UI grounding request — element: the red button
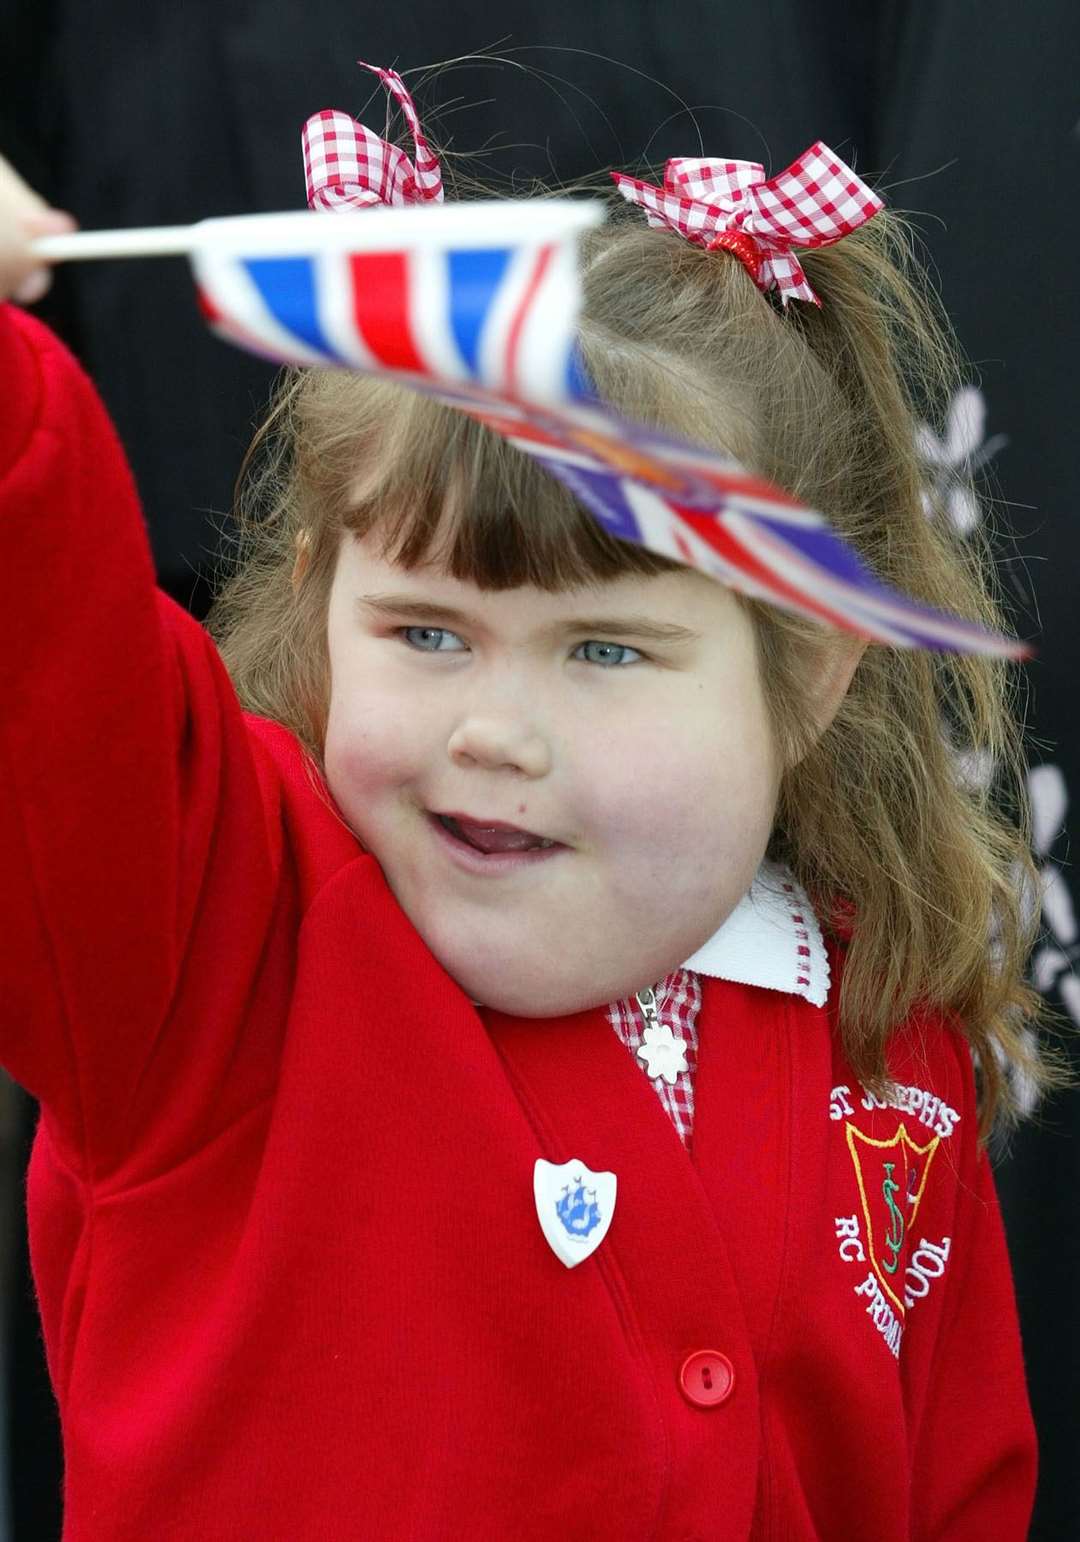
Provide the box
[679,1350,735,1408]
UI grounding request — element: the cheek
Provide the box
[324,672,431,803]
[580,685,780,871]
[602,739,775,843]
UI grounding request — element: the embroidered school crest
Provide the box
[845,1122,940,1316]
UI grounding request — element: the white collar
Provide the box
[680,859,831,1008]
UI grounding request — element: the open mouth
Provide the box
[433,813,559,856]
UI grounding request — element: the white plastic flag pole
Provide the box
[31,226,197,261]
[30,203,605,264]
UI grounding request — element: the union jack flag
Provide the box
[437,389,1025,654]
[188,207,1028,659]
[191,208,587,404]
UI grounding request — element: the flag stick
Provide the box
[30,203,606,265]
[31,227,196,261]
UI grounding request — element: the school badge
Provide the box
[533,1158,617,1269]
[845,1122,940,1316]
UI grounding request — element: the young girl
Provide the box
[0,75,1057,1538]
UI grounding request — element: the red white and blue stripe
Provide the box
[439,392,1028,656]
[192,208,587,404]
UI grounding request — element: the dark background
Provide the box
[2,3,1078,1536]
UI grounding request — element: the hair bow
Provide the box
[303,61,444,210]
[611,144,883,306]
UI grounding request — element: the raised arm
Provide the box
[0,162,282,1176]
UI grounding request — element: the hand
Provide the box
[0,157,77,305]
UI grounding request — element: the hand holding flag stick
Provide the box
[29,202,1030,659]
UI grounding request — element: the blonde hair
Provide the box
[210,190,1068,1138]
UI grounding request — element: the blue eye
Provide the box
[401,626,467,652]
[574,640,643,667]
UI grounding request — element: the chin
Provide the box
[417,928,596,1017]
[465,976,611,1018]
[446,959,591,1017]
[423,932,661,1019]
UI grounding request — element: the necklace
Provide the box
[634,985,689,1085]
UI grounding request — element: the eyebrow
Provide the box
[355,593,700,644]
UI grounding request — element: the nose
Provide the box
[447,715,552,778]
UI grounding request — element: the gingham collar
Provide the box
[680,859,831,1008]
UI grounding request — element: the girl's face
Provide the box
[323,529,783,1016]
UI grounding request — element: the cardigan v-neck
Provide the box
[606,860,829,1151]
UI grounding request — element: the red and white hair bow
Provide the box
[303,61,444,210]
[612,145,883,306]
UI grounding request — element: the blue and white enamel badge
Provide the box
[533,1158,617,1269]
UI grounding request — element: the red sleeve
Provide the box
[0,304,280,1175]
[908,1038,1037,1540]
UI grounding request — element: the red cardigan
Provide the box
[0,305,1036,1540]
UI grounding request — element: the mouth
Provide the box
[431,812,562,857]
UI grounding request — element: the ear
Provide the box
[793,631,867,763]
[291,528,312,591]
